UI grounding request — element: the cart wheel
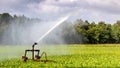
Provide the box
[22,56,28,62]
[35,55,41,59]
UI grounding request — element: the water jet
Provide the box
[22,15,70,62]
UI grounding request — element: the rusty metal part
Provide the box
[22,42,47,62]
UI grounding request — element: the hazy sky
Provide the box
[0,0,120,24]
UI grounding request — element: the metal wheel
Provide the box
[35,55,41,59]
[22,56,28,62]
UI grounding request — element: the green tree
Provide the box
[97,22,113,43]
[0,13,12,23]
[74,20,114,44]
[74,19,90,43]
[112,21,120,43]
[62,22,82,44]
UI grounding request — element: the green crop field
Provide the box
[1,44,120,68]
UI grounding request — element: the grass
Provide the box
[0,44,120,67]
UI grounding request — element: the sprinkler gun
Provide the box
[32,42,38,51]
[32,42,38,47]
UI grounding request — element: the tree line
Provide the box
[0,13,120,44]
[74,19,120,44]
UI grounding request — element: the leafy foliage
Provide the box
[74,20,119,44]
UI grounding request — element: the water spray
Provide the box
[22,15,70,62]
[35,9,81,43]
[36,15,70,43]
[22,10,81,62]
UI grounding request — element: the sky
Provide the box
[0,0,120,24]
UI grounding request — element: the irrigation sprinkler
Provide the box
[22,42,47,62]
[22,15,70,62]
